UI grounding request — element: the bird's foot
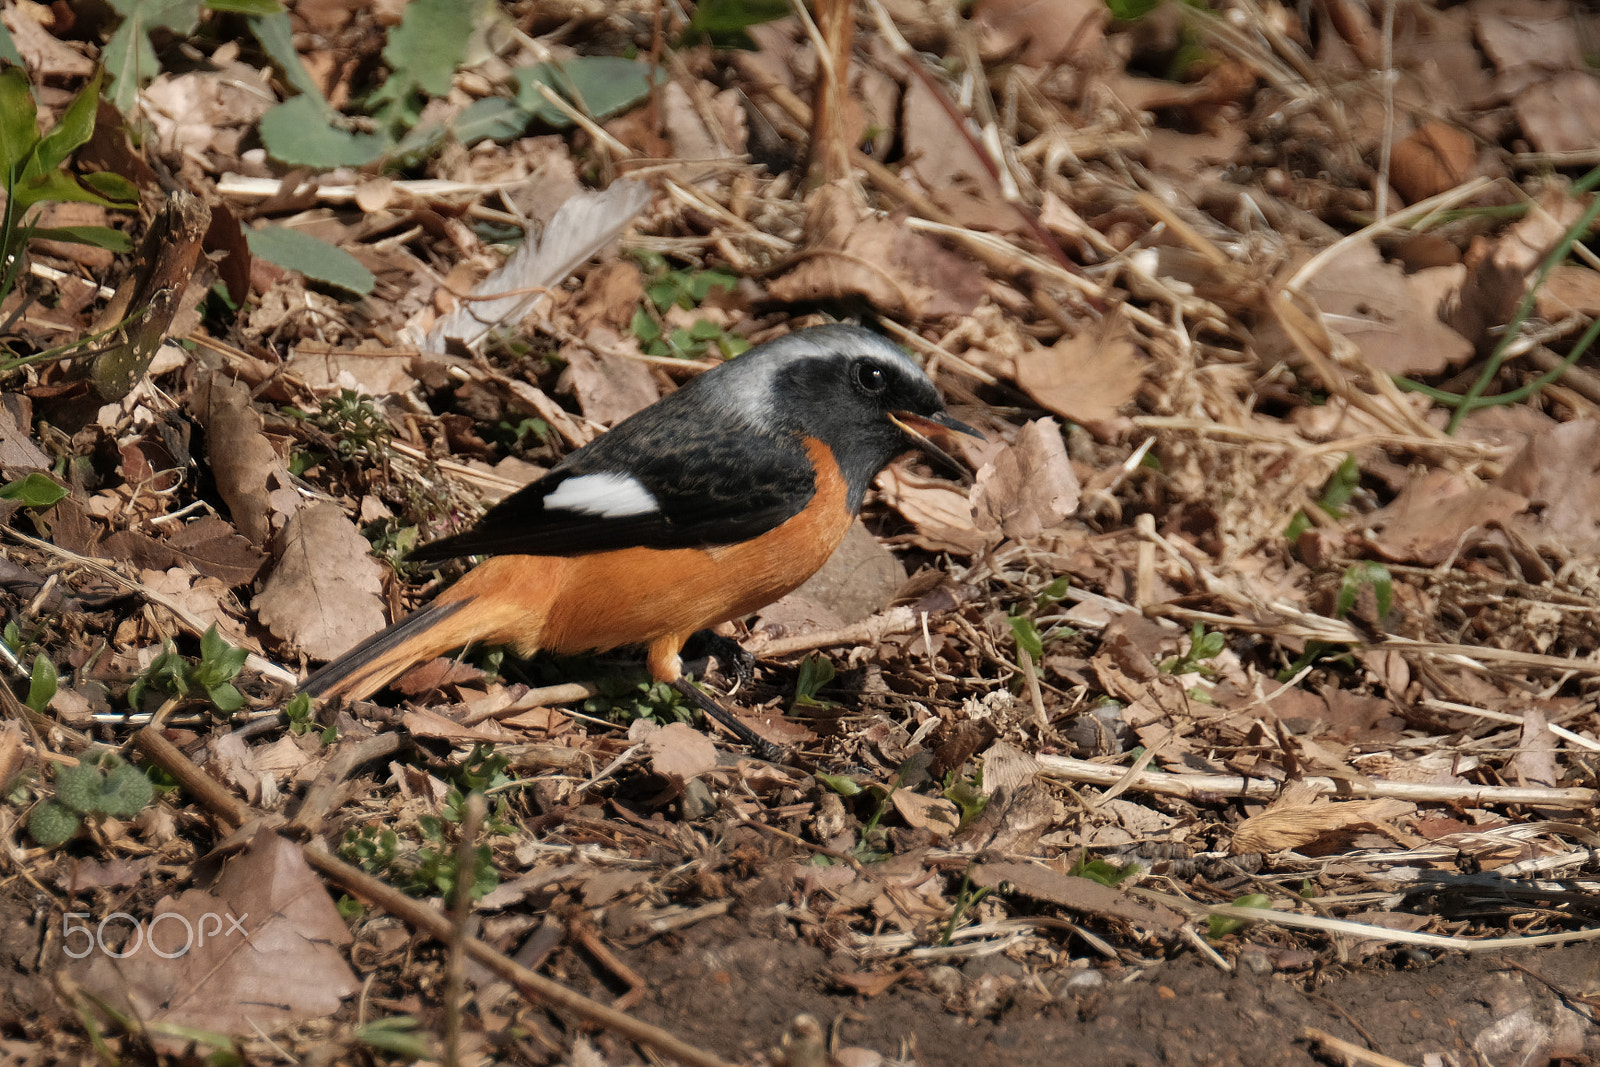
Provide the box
[669,676,786,764]
[683,629,757,691]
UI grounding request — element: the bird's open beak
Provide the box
[889,410,984,479]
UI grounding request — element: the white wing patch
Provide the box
[543,472,660,518]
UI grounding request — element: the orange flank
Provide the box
[308,438,852,702]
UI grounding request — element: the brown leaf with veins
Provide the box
[1304,240,1473,376]
[970,418,1080,541]
[253,502,386,661]
[1013,313,1144,435]
[72,830,357,1044]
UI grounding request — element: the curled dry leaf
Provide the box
[766,182,984,322]
[195,371,292,547]
[1012,312,1144,436]
[253,502,386,661]
[970,418,1080,541]
[1230,789,1414,855]
[875,463,989,555]
[1497,419,1600,556]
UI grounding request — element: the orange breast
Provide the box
[434,437,855,678]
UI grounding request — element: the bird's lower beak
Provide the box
[889,410,984,478]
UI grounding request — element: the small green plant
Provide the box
[1207,892,1272,939]
[283,691,336,741]
[1069,853,1141,887]
[1335,560,1393,621]
[1285,453,1360,543]
[1160,621,1226,677]
[342,824,400,876]
[1007,578,1076,669]
[942,769,988,831]
[0,67,137,331]
[628,250,749,360]
[128,624,250,714]
[0,472,69,508]
[27,753,155,846]
[24,653,57,714]
[285,389,394,460]
[791,653,838,710]
[939,862,992,946]
[583,676,693,725]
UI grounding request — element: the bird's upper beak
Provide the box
[888,410,984,479]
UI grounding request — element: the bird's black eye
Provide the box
[853,360,887,394]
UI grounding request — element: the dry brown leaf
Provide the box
[73,830,357,1042]
[287,342,422,397]
[1536,264,1600,318]
[644,722,720,781]
[1360,470,1528,565]
[196,372,292,547]
[1230,787,1414,855]
[969,861,1183,932]
[141,568,257,651]
[970,418,1080,541]
[875,463,989,555]
[890,790,960,835]
[402,706,520,743]
[1513,72,1600,154]
[0,396,53,470]
[1305,240,1474,376]
[1497,419,1600,556]
[102,517,266,588]
[972,0,1105,66]
[253,502,386,661]
[1012,314,1144,434]
[1389,122,1476,204]
[1510,706,1558,790]
[766,183,984,321]
[772,520,907,627]
[563,329,660,425]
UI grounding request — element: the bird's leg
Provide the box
[682,629,757,690]
[668,677,785,763]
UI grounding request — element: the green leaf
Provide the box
[26,654,57,714]
[451,96,529,145]
[79,171,140,205]
[257,95,389,168]
[629,307,660,343]
[206,683,245,713]
[681,0,791,48]
[794,652,836,707]
[354,1017,434,1059]
[0,20,21,67]
[104,0,199,114]
[1104,0,1162,19]
[647,278,680,311]
[815,772,863,797]
[27,800,80,846]
[0,472,68,507]
[1069,854,1139,886]
[1208,893,1272,939]
[205,0,284,13]
[555,56,651,121]
[32,226,133,252]
[382,0,474,97]
[1009,614,1043,662]
[246,224,376,295]
[98,763,154,817]
[35,69,104,173]
[14,169,138,212]
[1335,561,1394,620]
[248,11,320,98]
[0,66,39,175]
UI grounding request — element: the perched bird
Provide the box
[302,324,979,750]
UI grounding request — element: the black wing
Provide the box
[410,417,817,561]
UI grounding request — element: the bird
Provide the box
[301,323,980,753]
